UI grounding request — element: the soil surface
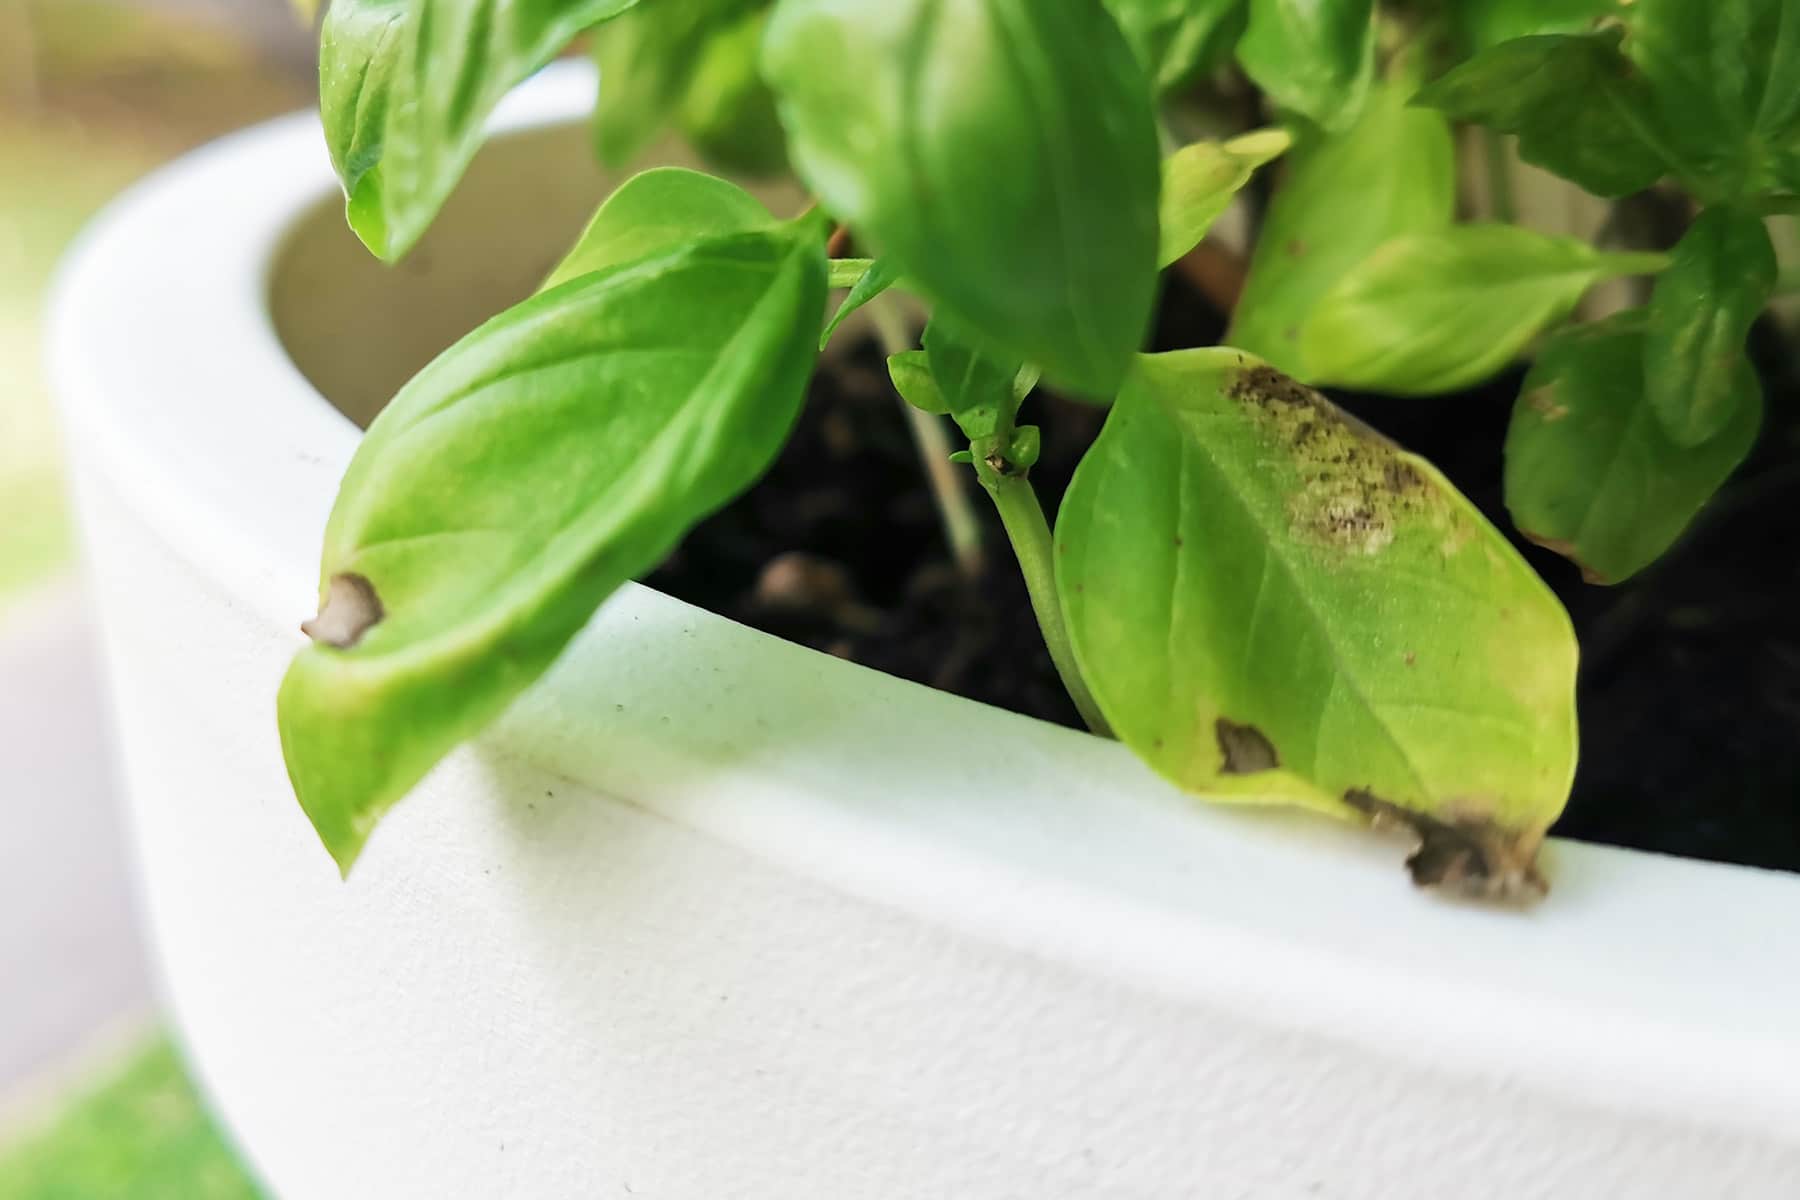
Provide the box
[648,276,1800,874]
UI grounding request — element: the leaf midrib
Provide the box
[1149,383,1438,800]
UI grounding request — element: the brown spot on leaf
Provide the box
[1226,365,1449,558]
[1525,384,1570,422]
[1215,718,1279,775]
[1342,788,1548,904]
[301,573,384,649]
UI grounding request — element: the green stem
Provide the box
[976,455,1112,737]
[869,299,986,580]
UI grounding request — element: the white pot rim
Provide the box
[47,63,1800,1142]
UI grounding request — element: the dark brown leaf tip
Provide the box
[301,573,384,650]
[1343,788,1548,905]
[1215,718,1279,775]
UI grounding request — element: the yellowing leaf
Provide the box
[1302,224,1667,395]
[1158,128,1291,268]
[1058,350,1578,898]
[1228,81,1454,376]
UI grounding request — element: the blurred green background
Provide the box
[0,0,304,603]
[1,2,308,1192]
[0,1040,259,1200]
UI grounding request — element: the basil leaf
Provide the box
[820,256,903,349]
[1102,0,1248,94]
[923,315,1024,442]
[887,349,948,415]
[1626,0,1800,197]
[1229,81,1455,376]
[1505,313,1761,584]
[320,0,640,261]
[1158,128,1291,268]
[590,0,755,167]
[279,226,827,870]
[542,167,773,290]
[1454,0,1618,53]
[1058,351,1577,897]
[1303,224,1668,395]
[1645,207,1776,446]
[763,0,1161,397]
[1237,0,1374,132]
[1414,31,1667,198]
[676,6,789,176]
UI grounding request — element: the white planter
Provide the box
[48,65,1800,1198]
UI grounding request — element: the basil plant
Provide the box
[283,0,1790,901]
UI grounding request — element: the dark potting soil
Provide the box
[646,275,1800,874]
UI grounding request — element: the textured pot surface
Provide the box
[48,65,1800,1199]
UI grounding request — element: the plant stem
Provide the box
[868,299,986,580]
[977,459,1112,737]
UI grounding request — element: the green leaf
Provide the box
[763,0,1161,397]
[320,0,641,261]
[1414,31,1668,198]
[821,256,903,349]
[1158,127,1291,268]
[676,6,790,176]
[1228,82,1455,376]
[922,315,1025,442]
[1302,224,1668,395]
[590,0,754,167]
[542,166,773,290]
[1236,0,1374,132]
[1453,0,1620,52]
[1102,0,1248,94]
[826,258,876,288]
[887,349,948,414]
[278,226,827,870]
[1505,313,1761,583]
[1645,207,1776,445]
[1057,350,1577,897]
[1626,0,1800,197]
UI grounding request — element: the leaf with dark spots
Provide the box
[279,224,827,872]
[1057,350,1578,896]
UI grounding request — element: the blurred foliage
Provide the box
[0,0,307,604]
[0,1037,261,1199]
